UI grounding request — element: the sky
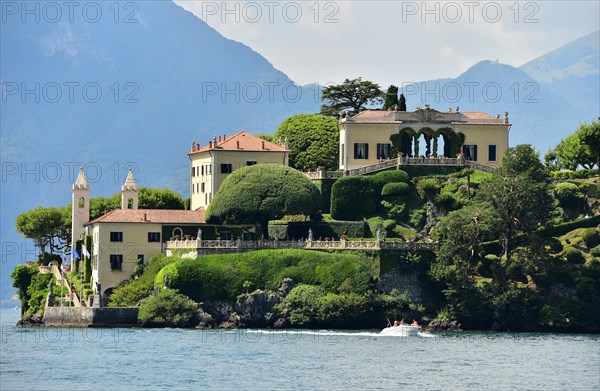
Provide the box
[174,0,600,87]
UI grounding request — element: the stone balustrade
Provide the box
[166,238,439,252]
[303,156,497,180]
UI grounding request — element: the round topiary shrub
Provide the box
[331,176,377,220]
[553,182,582,207]
[565,247,585,264]
[382,219,396,231]
[581,228,600,249]
[546,237,563,254]
[369,170,409,193]
[381,182,410,197]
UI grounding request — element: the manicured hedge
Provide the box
[582,228,600,248]
[381,182,410,197]
[269,222,366,240]
[542,215,600,237]
[330,176,376,220]
[369,170,409,193]
[154,249,373,301]
[312,179,336,213]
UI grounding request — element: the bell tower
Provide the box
[71,167,90,245]
[121,169,138,209]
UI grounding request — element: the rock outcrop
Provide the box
[196,278,295,329]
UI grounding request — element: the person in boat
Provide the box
[393,320,400,327]
[411,319,419,326]
[400,319,406,325]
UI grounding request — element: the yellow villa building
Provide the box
[188,131,290,210]
[338,106,511,170]
[72,168,206,305]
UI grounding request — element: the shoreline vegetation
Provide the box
[11,131,600,333]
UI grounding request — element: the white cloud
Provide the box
[173,0,599,87]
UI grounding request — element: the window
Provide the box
[377,143,391,159]
[242,232,255,240]
[201,165,204,176]
[488,145,497,162]
[246,161,257,166]
[341,144,344,164]
[221,163,232,174]
[201,183,205,193]
[110,255,123,271]
[137,254,144,265]
[110,232,123,242]
[220,232,232,240]
[148,232,161,242]
[462,145,478,161]
[354,143,369,159]
[191,167,195,177]
[205,193,208,204]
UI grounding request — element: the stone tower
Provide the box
[121,169,138,209]
[71,167,90,246]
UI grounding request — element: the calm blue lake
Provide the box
[1,308,598,390]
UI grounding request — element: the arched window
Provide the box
[78,197,85,208]
[127,198,134,209]
[172,227,184,240]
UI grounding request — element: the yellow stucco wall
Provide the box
[190,150,288,210]
[340,122,509,169]
[455,124,508,166]
[90,222,163,294]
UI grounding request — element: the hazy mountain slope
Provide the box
[400,60,588,152]
[0,1,319,301]
[521,30,600,117]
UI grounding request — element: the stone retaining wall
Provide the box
[43,307,139,327]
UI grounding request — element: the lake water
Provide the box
[1,308,598,390]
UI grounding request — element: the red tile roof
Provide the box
[189,131,289,155]
[351,110,395,118]
[461,112,494,119]
[87,209,206,225]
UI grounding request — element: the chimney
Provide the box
[261,141,265,150]
[213,135,217,146]
[143,213,147,221]
[191,140,196,152]
[236,140,240,149]
[223,134,226,140]
[218,135,222,142]
[209,141,213,148]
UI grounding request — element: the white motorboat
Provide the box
[380,324,421,336]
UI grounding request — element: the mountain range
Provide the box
[0,1,598,301]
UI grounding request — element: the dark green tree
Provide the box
[139,187,185,210]
[89,187,185,220]
[320,78,384,117]
[553,120,599,170]
[478,145,552,262]
[90,195,121,220]
[399,93,407,111]
[138,289,198,327]
[206,165,322,238]
[11,265,38,315]
[16,206,70,257]
[577,119,600,169]
[383,85,399,110]
[273,114,339,171]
